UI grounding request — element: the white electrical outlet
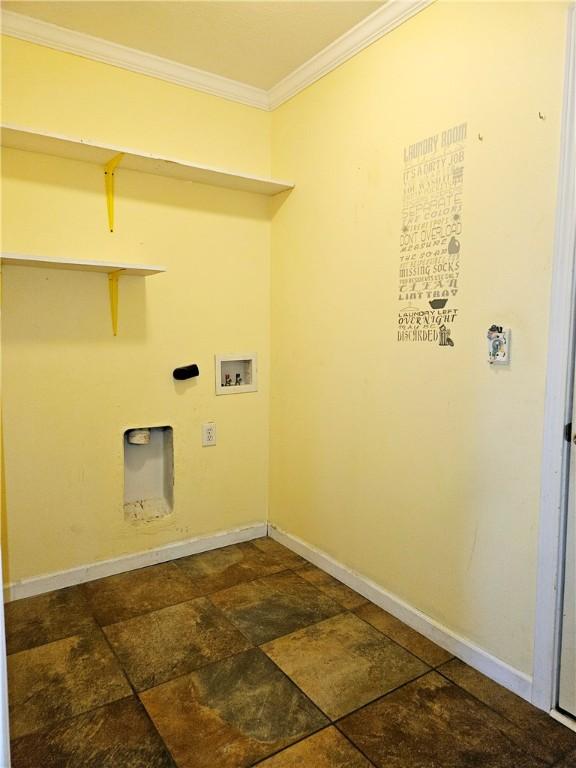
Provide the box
[202,422,216,447]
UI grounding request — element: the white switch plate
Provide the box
[487,327,510,365]
[202,422,216,446]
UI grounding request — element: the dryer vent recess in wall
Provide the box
[123,426,174,523]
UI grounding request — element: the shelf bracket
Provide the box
[108,271,121,336]
[103,153,125,232]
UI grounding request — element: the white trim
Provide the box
[268,0,434,109]
[1,2,435,112]
[4,523,267,602]
[0,10,269,111]
[533,3,576,712]
[0,545,10,765]
[551,709,576,733]
[268,524,533,701]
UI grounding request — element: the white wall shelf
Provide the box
[1,124,295,197]
[1,252,166,335]
[1,253,166,276]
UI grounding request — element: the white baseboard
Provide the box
[3,518,535,705]
[268,523,533,703]
[4,522,267,602]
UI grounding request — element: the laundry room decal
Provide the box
[397,122,467,345]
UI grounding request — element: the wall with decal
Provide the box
[270,0,567,676]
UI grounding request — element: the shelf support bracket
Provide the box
[104,153,124,232]
[108,271,121,336]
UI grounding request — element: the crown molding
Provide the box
[0,10,270,110]
[2,1,435,112]
[268,0,435,109]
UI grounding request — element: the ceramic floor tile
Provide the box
[210,570,344,645]
[82,562,198,625]
[10,696,175,768]
[254,727,374,767]
[8,632,132,739]
[556,750,576,767]
[174,542,286,595]
[439,658,576,764]
[354,603,452,667]
[104,597,252,691]
[296,565,368,610]
[5,587,97,655]
[339,672,548,768]
[250,537,308,569]
[262,612,428,719]
[140,647,328,768]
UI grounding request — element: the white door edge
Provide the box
[0,543,10,765]
[533,2,576,713]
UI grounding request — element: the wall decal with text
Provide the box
[397,122,467,345]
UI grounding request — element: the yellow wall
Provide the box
[270,0,567,675]
[1,36,271,176]
[1,38,273,581]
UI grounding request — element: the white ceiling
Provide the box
[2,1,385,90]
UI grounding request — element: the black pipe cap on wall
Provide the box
[173,364,200,380]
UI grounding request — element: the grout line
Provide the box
[82,562,293,630]
[91,622,138,697]
[137,645,330,768]
[76,585,141,700]
[254,649,333,721]
[334,668,434,725]
[221,601,348,648]
[202,566,349,647]
[5,622,99,658]
[433,665,563,764]
[9,692,178,768]
[247,725,345,767]
[257,611,434,723]
[135,698,180,768]
[134,644,257,696]
[255,609,348,654]
[8,694,136,746]
[350,608,446,671]
[334,723,379,767]
[88,579,265,697]
[203,568,307,644]
[289,568,371,611]
[247,723,330,767]
[96,594,211,631]
[9,556,325,656]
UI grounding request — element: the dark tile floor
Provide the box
[4,536,576,767]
